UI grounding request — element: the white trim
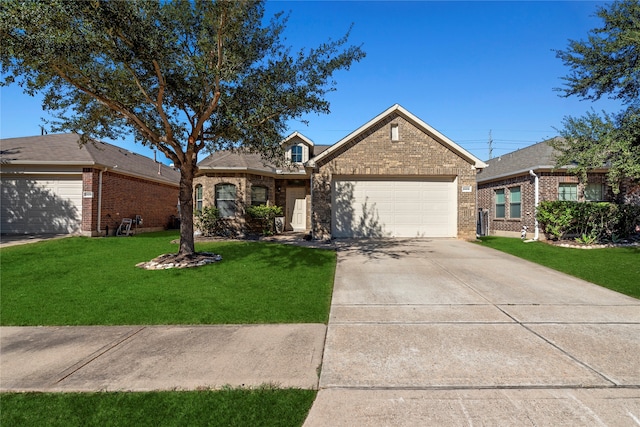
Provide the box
[281,131,315,147]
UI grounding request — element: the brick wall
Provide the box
[477,174,536,237]
[82,168,179,236]
[312,113,479,240]
[195,173,284,234]
[82,168,97,234]
[478,171,611,238]
[621,178,640,205]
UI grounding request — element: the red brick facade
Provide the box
[82,168,179,236]
[477,171,611,238]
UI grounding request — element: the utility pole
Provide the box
[488,129,493,159]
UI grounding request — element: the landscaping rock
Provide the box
[136,252,222,270]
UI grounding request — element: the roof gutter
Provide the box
[477,164,611,184]
[1,160,179,186]
[477,165,557,184]
[0,160,95,166]
[197,166,310,179]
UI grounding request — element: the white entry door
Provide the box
[286,187,307,231]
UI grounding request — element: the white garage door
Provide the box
[1,176,82,234]
[332,178,457,238]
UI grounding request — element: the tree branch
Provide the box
[191,6,226,148]
[52,64,161,148]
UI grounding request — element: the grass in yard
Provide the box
[1,388,316,427]
[477,236,640,299]
[0,231,336,325]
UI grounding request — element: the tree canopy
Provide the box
[0,0,365,254]
[552,0,640,194]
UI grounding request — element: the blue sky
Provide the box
[0,1,622,163]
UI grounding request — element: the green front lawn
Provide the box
[0,231,337,325]
[477,236,640,299]
[1,388,316,427]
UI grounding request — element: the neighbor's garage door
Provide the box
[332,178,457,238]
[1,176,82,234]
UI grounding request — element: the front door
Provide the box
[286,187,307,231]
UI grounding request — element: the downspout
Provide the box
[97,167,106,235]
[529,169,539,240]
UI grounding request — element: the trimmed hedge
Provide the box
[536,201,640,241]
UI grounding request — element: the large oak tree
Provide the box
[552,0,639,194]
[0,0,365,255]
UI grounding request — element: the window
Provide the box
[390,123,399,141]
[585,183,603,201]
[509,186,521,218]
[291,145,303,163]
[195,184,203,213]
[215,183,236,217]
[495,189,505,218]
[251,185,268,206]
[559,183,578,201]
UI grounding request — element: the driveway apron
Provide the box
[304,239,640,426]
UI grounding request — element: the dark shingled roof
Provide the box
[197,150,277,173]
[0,133,180,186]
[313,145,331,155]
[477,138,560,183]
[198,144,333,173]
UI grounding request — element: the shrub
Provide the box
[246,205,283,235]
[536,201,575,240]
[194,206,220,236]
[537,201,640,242]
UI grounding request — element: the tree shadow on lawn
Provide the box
[194,240,336,270]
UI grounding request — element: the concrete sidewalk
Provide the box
[2,238,639,425]
[0,324,325,392]
[304,238,640,426]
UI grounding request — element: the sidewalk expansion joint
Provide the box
[427,258,620,388]
[51,327,147,387]
[319,384,640,392]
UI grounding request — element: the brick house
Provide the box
[196,104,487,240]
[1,133,180,236]
[476,138,640,239]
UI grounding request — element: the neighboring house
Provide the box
[476,138,622,239]
[196,104,487,239]
[1,133,180,236]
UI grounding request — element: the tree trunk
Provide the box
[178,161,196,256]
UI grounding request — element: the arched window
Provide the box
[215,183,236,217]
[251,185,268,206]
[194,184,203,213]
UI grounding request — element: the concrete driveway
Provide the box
[304,239,640,426]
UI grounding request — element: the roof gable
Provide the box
[281,131,314,148]
[310,104,487,169]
